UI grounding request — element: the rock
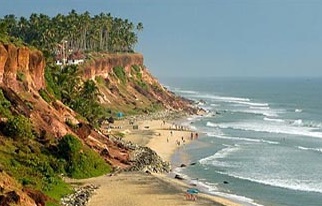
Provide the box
[61,184,99,206]
[3,191,20,205]
[180,164,187,167]
[190,162,197,166]
[223,181,229,184]
[100,148,110,157]
[110,136,170,173]
[24,188,47,206]
[174,174,184,180]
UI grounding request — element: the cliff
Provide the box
[0,44,45,92]
[80,53,198,114]
[0,43,199,205]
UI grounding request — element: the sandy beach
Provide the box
[73,115,241,206]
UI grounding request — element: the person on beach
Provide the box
[190,132,193,140]
[170,130,173,136]
[176,139,180,146]
[195,132,199,139]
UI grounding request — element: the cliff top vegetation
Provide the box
[0,10,143,55]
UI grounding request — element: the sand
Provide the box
[72,117,241,206]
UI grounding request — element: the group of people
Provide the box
[168,131,199,147]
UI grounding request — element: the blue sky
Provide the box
[1,0,322,78]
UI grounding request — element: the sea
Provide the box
[163,77,322,206]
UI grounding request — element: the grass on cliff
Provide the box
[57,134,111,179]
[0,90,111,204]
[0,136,72,205]
[0,133,111,205]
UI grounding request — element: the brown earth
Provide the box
[0,43,202,205]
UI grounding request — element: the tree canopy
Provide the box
[0,10,143,54]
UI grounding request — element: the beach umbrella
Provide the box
[186,188,199,194]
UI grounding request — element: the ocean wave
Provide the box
[231,101,269,107]
[263,117,285,123]
[295,109,302,113]
[197,94,251,102]
[172,167,263,206]
[290,119,322,129]
[250,106,270,110]
[292,119,303,126]
[210,191,265,206]
[210,134,280,145]
[172,87,199,94]
[216,171,322,194]
[231,108,279,117]
[216,121,322,138]
[297,146,322,153]
[199,145,240,165]
[206,121,217,127]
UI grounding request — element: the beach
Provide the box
[69,114,241,206]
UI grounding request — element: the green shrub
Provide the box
[113,66,126,84]
[44,65,62,99]
[3,115,34,139]
[57,134,82,161]
[95,76,105,86]
[131,65,142,79]
[137,80,148,90]
[58,134,111,178]
[0,89,12,118]
[39,89,52,103]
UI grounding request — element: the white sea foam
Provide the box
[210,134,280,145]
[232,101,269,107]
[216,121,322,138]
[209,191,265,206]
[290,119,322,129]
[206,121,217,127]
[263,117,285,123]
[295,109,302,113]
[250,106,270,110]
[292,119,303,126]
[199,145,240,166]
[297,146,322,153]
[217,171,322,194]
[172,166,262,206]
[231,108,279,117]
[201,94,251,102]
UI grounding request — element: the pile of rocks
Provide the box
[61,184,98,206]
[110,136,171,173]
[126,146,171,173]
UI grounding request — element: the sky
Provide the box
[1,0,322,78]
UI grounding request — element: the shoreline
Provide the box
[73,111,241,206]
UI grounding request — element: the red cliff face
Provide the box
[0,43,45,92]
[82,53,144,79]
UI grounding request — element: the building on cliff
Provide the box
[55,51,85,66]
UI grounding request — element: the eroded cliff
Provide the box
[0,44,45,92]
[81,53,198,114]
[0,43,199,205]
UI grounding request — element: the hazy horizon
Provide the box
[1,0,322,78]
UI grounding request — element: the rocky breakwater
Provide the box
[0,43,45,92]
[110,136,171,173]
